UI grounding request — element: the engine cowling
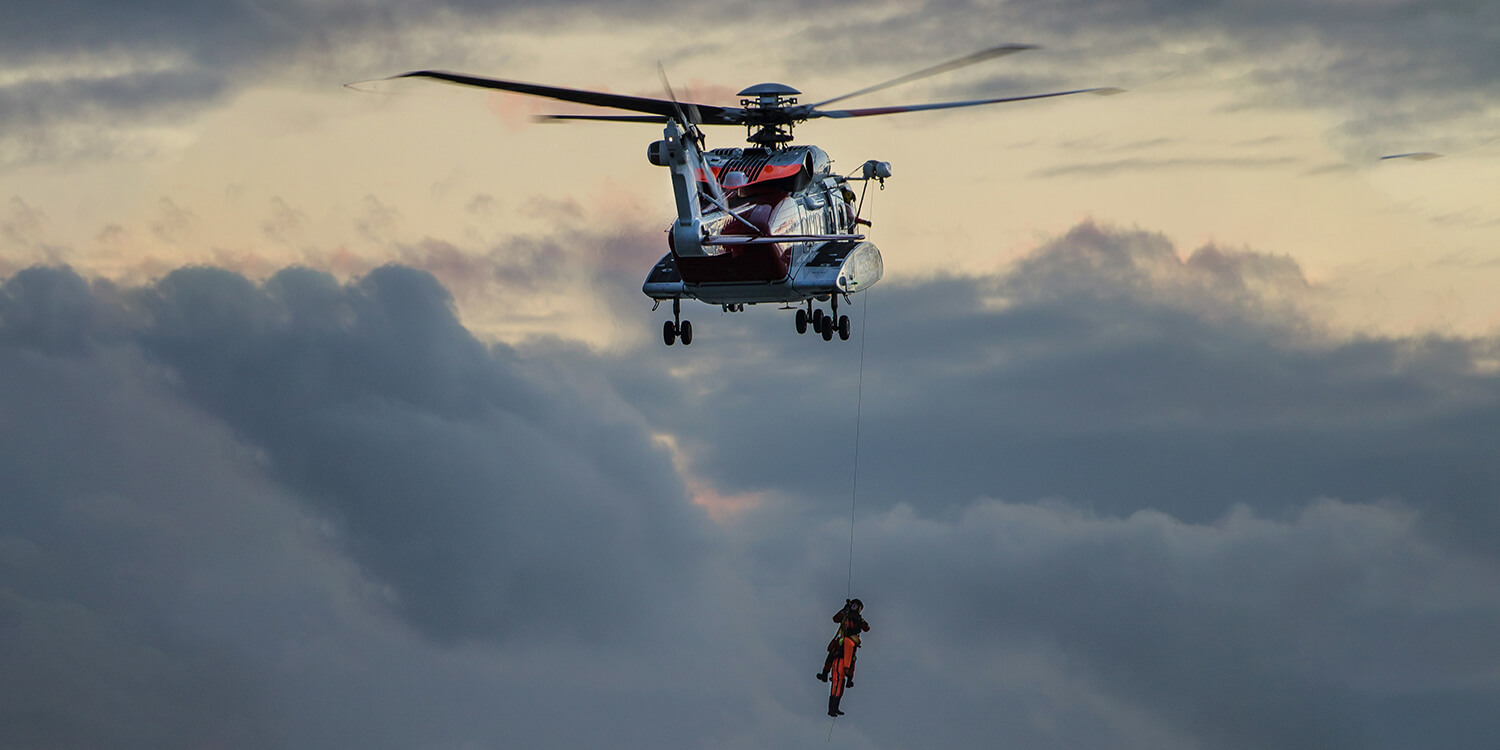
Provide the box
[647,140,670,167]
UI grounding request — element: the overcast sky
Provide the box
[3,1,1499,748]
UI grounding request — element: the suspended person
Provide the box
[817,598,870,690]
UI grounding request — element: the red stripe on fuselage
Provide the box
[696,162,803,188]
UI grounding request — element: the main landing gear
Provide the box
[795,298,850,342]
[663,298,692,346]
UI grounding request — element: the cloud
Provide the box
[3,223,1499,748]
[397,235,568,294]
[1,264,708,645]
[139,264,711,642]
[0,284,301,747]
[795,1,1499,159]
[844,496,1500,750]
[0,261,770,747]
[0,198,66,273]
[0,0,862,165]
[4,0,1492,170]
[261,196,309,244]
[597,222,1500,555]
[150,196,198,245]
[1031,155,1302,178]
[1326,112,1500,162]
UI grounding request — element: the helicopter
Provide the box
[374,45,1120,345]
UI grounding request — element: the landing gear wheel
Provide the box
[838,315,850,341]
[796,308,808,334]
[679,320,693,346]
[821,318,834,341]
[812,308,825,329]
[663,320,676,346]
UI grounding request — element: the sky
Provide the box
[2,1,1499,748]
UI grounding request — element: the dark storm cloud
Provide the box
[600,222,1500,553]
[6,1,1490,166]
[0,262,765,747]
[0,264,706,649]
[568,219,1500,747]
[137,264,706,642]
[0,274,291,747]
[799,1,1499,153]
[4,230,1500,747]
[843,497,1500,750]
[0,0,867,164]
[0,66,224,119]
[0,260,905,749]
[463,214,1500,746]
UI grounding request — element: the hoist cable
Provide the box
[847,289,868,599]
[831,182,875,740]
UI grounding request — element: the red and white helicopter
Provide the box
[378,45,1118,344]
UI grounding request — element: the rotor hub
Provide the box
[736,84,804,147]
[737,82,801,106]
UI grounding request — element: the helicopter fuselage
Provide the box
[642,142,884,307]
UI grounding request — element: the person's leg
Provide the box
[817,638,838,681]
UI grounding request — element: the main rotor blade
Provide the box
[657,64,733,210]
[392,70,744,124]
[657,62,697,125]
[814,86,1123,119]
[536,114,671,123]
[538,114,743,124]
[805,43,1038,109]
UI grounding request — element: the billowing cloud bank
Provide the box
[617,224,1500,546]
[0,263,713,748]
[3,223,1499,748]
[4,0,1497,165]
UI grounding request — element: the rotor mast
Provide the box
[738,83,802,148]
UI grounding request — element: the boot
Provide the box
[828,694,844,717]
[816,671,828,682]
